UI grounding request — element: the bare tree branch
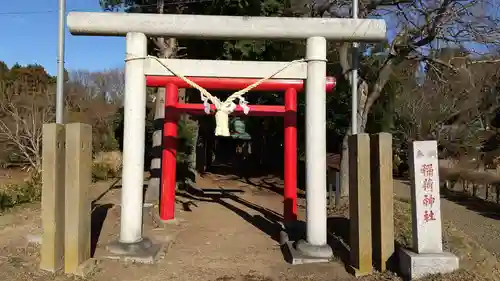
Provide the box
[0,89,54,173]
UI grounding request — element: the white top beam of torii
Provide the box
[67,12,386,42]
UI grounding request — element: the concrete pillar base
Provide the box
[295,239,333,258]
[281,240,332,265]
[149,205,185,227]
[105,238,163,264]
[279,222,332,264]
[398,248,459,280]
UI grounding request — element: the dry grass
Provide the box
[393,198,500,281]
[93,151,122,174]
[394,198,413,248]
[92,151,122,182]
[331,196,500,281]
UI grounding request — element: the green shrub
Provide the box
[176,117,198,164]
[0,173,41,211]
[92,162,118,182]
[96,133,120,152]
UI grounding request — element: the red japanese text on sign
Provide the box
[423,210,436,222]
[422,194,436,207]
[420,164,434,177]
[422,178,433,192]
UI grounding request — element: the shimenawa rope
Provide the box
[125,55,304,136]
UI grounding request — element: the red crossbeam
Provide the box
[171,103,286,116]
[146,76,336,92]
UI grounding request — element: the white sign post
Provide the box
[399,141,459,280]
[411,141,443,253]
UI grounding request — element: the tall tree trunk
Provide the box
[338,82,388,197]
[338,43,394,198]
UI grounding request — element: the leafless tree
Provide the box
[394,49,500,166]
[70,68,125,104]
[311,0,500,195]
[0,88,55,173]
[67,70,125,152]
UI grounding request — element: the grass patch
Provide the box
[394,198,413,248]
[92,151,122,182]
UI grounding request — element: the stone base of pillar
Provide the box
[295,239,333,258]
[398,248,459,280]
[279,221,333,264]
[281,240,332,265]
[105,238,163,264]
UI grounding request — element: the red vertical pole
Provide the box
[160,84,179,221]
[284,88,298,223]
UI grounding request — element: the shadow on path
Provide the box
[239,177,305,199]
[441,187,500,220]
[326,216,350,265]
[179,183,352,264]
[177,186,283,243]
[90,203,113,257]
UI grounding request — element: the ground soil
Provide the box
[0,168,500,281]
[0,168,29,186]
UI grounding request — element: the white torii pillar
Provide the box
[67,12,386,260]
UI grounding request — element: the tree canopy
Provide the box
[97,0,500,177]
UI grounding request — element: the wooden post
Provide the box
[348,133,373,276]
[371,133,395,272]
[64,123,93,275]
[40,124,66,272]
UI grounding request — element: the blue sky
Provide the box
[0,0,125,75]
[1,1,495,76]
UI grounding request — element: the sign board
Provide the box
[410,140,443,253]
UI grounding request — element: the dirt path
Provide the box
[3,173,500,280]
[394,180,500,258]
[0,175,354,281]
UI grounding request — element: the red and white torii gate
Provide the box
[146,70,336,223]
[67,12,386,261]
